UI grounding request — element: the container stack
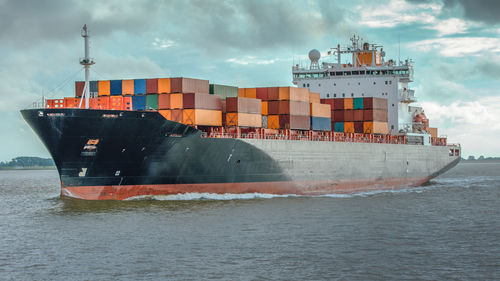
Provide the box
[266,87,310,130]
[210,84,238,99]
[321,97,388,134]
[225,97,262,127]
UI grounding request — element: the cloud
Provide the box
[152,38,176,50]
[442,0,500,24]
[429,18,468,36]
[226,56,281,65]
[422,96,500,156]
[356,0,440,28]
[411,37,500,57]
[0,0,161,47]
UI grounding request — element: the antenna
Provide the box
[78,24,95,109]
[398,33,401,65]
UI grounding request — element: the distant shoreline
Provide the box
[0,166,56,171]
[461,159,500,163]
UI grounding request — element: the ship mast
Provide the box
[79,24,95,109]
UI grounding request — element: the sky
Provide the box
[0,0,499,161]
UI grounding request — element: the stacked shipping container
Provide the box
[321,97,389,134]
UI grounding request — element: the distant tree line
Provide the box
[0,157,55,168]
[464,156,500,161]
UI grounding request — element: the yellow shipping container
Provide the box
[363,122,388,134]
[158,78,171,93]
[344,98,353,110]
[159,110,171,120]
[170,93,183,109]
[122,80,134,95]
[344,122,355,133]
[183,109,222,126]
[310,103,331,118]
[309,92,321,104]
[98,80,110,96]
[226,113,262,127]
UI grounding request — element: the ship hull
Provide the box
[22,108,460,200]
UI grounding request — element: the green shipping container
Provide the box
[210,84,238,98]
[146,94,158,110]
[353,98,364,109]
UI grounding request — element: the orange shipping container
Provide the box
[245,88,257,99]
[159,109,171,120]
[170,93,183,109]
[171,109,183,122]
[267,115,280,129]
[344,122,355,133]
[98,80,110,96]
[363,122,388,134]
[309,92,321,104]
[158,78,171,93]
[122,80,134,95]
[64,97,80,108]
[75,81,84,98]
[262,101,268,116]
[158,94,170,109]
[183,109,222,126]
[238,88,246,97]
[310,103,331,118]
[428,127,438,138]
[344,98,353,110]
[226,113,262,127]
[278,87,309,101]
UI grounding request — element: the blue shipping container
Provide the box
[334,122,344,132]
[132,95,146,110]
[90,81,98,94]
[110,80,122,96]
[353,98,364,109]
[134,79,146,95]
[311,117,331,131]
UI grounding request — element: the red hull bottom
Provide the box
[61,177,432,200]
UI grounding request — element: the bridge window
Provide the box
[303,83,306,87]
[307,83,310,87]
[342,93,345,97]
[373,82,376,85]
[327,94,330,97]
[334,94,337,97]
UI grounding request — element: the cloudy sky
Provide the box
[1,0,499,161]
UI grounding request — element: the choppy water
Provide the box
[0,163,499,280]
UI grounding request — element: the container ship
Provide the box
[21,26,460,200]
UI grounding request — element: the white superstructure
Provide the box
[292,35,417,134]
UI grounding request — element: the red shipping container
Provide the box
[267,87,279,100]
[158,94,170,109]
[353,110,364,121]
[334,111,344,122]
[146,78,158,94]
[75,81,84,98]
[170,77,209,94]
[279,115,310,130]
[225,97,261,114]
[320,99,335,110]
[278,101,310,116]
[334,98,344,110]
[354,122,364,133]
[123,96,132,110]
[171,109,183,122]
[344,110,354,122]
[267,101,280,115]
[364,109,388,121]
[363,97,388,110]
[256,88,268,100]
[183,93,222,110]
